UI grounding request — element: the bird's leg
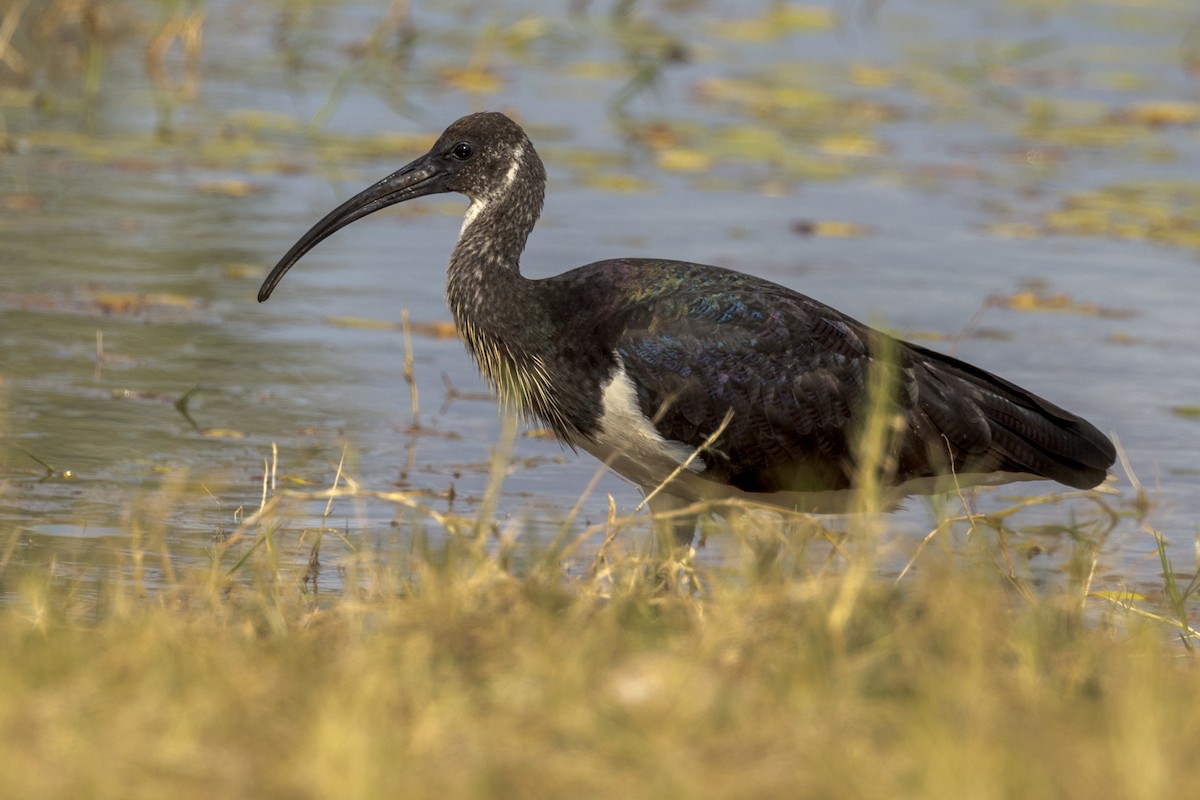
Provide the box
[647,492,698,552]
[644,492,700,596]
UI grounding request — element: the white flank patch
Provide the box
[584,356,703,487]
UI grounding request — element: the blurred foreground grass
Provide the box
[2,476,1199,800]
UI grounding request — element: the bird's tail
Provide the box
[908,344,1115,490]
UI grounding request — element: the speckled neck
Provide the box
[445,139,556,422]
[446,139,545,324]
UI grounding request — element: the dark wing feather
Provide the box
[565,259,1114,496]
[903,343,1115,489]
[614,273,875,493]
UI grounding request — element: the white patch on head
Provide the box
[456,145,524,242]
[501,145,524,192]
[579,356,705,489]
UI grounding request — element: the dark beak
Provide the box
[258,151,445,302]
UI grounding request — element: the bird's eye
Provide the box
[451,142,473,160]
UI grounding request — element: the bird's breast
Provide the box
[455,315,583,439]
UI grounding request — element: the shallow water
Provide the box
[2,0,1198,594]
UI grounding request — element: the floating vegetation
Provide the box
[693,75,900,128]
[324,317,458,339]
[707,4,836,42]
[653,147,712,173]
[791,219,875,238]
[988,280,1135,319]
[0,287,200,320]
[986,181,1200,252]
[1113,100,1200,128]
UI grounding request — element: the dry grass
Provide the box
[1,466,1198,800]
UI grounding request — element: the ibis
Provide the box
[259,112,1115,544]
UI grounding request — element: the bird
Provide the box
[258,111,1116,546]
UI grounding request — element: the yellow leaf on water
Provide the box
[981,222,1044,239]
[136,292,197,309]
[792,220,874,238]
[90,291,197,315]
[816,133,885,157]
[579,173,656,193]
[408,320,459,339]
[1029,122,1136,147]
[1044,208,1112,235]
[197,179,262,197]
[630,123,684,150]
[221,263,262,280]
[713,19,779,41]
[438,67,504,95]
[849,64,896,88]
[1094,71,1151,92]
[567,61,627,79]
[773,5,837,29]
[228,109,303,132]
[325,316,401,331]
[694,78,836,116]
[655,148,713,173]
[1116,101,1200,127]
[1003,291,1091,313]
[711,5,834,40]
[708,125,790,161]
[324,317,459,338]
[1152,227,1200,249]
[199,428,246,439]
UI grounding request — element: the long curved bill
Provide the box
[258,151,444,302]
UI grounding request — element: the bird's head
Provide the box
[258,111,540,302]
